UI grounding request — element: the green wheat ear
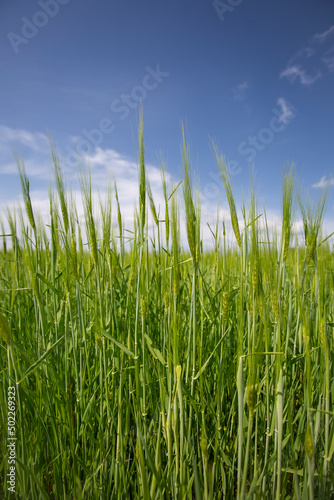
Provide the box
[147,180,159,227]
[51,145,70,235]
[138,107,146,234]
[282,164,295,262]
[16,158,36,231]
[80,166,99,267]
[182,125,197,261]
[161,164,170,247]
[211,141,241,249]
[0,313,11,345]
[298,183,328,266]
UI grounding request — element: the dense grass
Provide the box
[1,123,334,499]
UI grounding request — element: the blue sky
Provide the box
[1,0,334,245]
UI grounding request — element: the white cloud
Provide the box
[233,82,248,101]
[0,126,53,183]
[0,126,48,152]
[0,137,255,250]
[322,45,334,72]
[0,127,176,245]
[289,47,316,64]
[313,25,334,44]
[276,97,295,124]
[0,143,177,246]
[312,175,334,188]
[2,127,333,251]
[281,25,334,86]
[86,147,137,174]
[1,158,53,179]
[280,65,322,85]
[2,161,334,252]
[79,147,171,224]
[69,135,84,144]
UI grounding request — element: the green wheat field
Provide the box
[1,122,334,499]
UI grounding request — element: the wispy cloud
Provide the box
[87,147,137,172]
[280,24,334,86]
[322,46,334,72]
[0,126,52,182]
[312,25,334,43]
[280,65,322,85]
[0,159,51,178]
[312,175,334,188]
[0,125,49,153]
[233,82,248,101]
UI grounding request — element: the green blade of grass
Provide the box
[18,335,64,384]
